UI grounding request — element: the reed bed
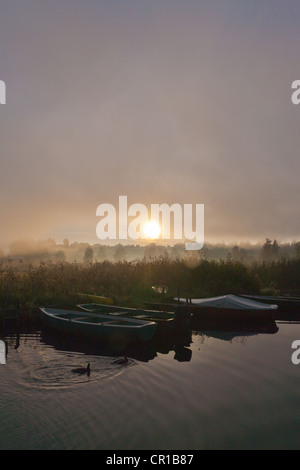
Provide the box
[0,257,299,314]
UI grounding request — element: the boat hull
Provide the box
[241,295,300,313]
[188,306,275,321]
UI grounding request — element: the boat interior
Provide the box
[48,310,149,327]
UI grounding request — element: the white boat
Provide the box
[177,294,278,320]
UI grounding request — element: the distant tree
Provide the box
[295,242,300,259]
[46,238,56,248]
[9,239,34,256]
[96,245,107,261]
[114,244,126,262]
[84,246,94,264]
[54,250,66,262]
[144,243,158,259]
[231,246,240,260]
[261,238,272,262]
[171,244,185,259]
[63,239,70,248]
[271,240,280,259]
[261,238,280,262]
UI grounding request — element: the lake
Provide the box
[0,316,300,450]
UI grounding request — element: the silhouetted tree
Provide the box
[271,239,280,259]
[84,246,94,264]
[295,242,300,259]
[261,238,280,262]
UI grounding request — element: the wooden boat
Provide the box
[77,303,175,329]
[176,294,278,321]
[40,308,157,342]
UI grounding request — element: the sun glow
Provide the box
[143,220,161,239]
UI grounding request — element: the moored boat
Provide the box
[240,294,300,313]
[77,303,176,328]
[176,294,278,321]
[40,308,157,343]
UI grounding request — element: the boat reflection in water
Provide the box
[40,319,194,364]
[192,315,279,341]
[1,311,279,371]
[39,314,278,367]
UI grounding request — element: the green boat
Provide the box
[40,308,157,343]
[77,303,175,328]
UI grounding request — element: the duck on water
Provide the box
[71,363,91,376]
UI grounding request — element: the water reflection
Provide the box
[0,314,299,451]
[0,318,194,386]
[174,346,192,362]
[40,326,159,363]
[192,317,278,348]
[0,316,281,395]
[1,315,279,367]
[40,322,194,363]
[2,330,139,390]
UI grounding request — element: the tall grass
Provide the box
[0,257,299,313]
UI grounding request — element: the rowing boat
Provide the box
[77,303,175,328]
[40,308,157,342]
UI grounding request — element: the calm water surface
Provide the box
[0,317,300,450]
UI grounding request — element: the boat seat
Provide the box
[108,311,128,316]
[66,316,92,321]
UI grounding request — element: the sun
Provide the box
[143,220,161,239]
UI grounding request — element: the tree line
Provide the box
[2,238,300,266]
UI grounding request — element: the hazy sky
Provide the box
[0,0,300,248]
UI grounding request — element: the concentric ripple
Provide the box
[3,333,136,390]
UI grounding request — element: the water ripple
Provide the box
[3,333,136,390]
